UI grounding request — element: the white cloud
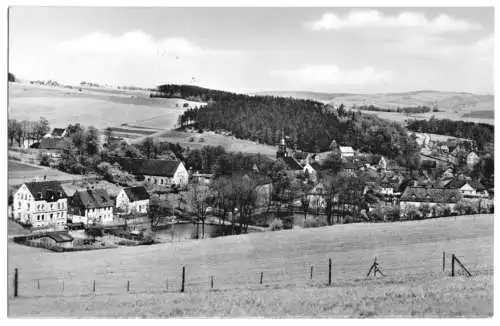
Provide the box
[271,64,392,86]
[57,30,235,57]
[310,10,482,33]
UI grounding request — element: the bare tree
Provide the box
[191,184,211,238]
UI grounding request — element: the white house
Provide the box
[114,158,189,188]
[446,179,489,199]
[400,187,462,217]
[339,146,355,158]
[116,186,150,214]
[12,181,68,229]
[69,188,114,225]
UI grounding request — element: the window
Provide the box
[27,203,30,210]
[50,213,53,220]
[161,179,164,185]
[37,215,40,221]
[51,204,53,210]
[58,203,60,209]
[37,204,40,210]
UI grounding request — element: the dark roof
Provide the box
[24,181,67,202]
[72,189,114,209]
[400,187,461,203]
[113,157,182,177]
[39,232,73,243]
[445,179,468,189]
[40,138,70,150]
[51,128,66,137]
[123,186,150,202]
[342,159,363,170]
[280,157,303,171]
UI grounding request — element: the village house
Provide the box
[13,180,69,229]
[69,188,115,225]
[113,157,189,188]
[445,179,489,199]
[44,127,68,139]
[39,138,71,166]
[115,186,150,214]
[191,172,214,185]
[400,187,462,217]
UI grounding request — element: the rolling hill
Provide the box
[254,90,494,125]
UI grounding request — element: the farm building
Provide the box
[12,180,68,229]
[44,127,68,138]
[445,179,489,199]
[400,187,462,217]
[191,172,214,185]
[69,188,115,225]
[116,186,150,214]
[113,157,189,188]
[31,232,74,249]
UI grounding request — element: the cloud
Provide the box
[271,65,392,86]
[57,30,235,57]
[309,10,482,33]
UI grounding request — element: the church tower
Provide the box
[276,130,288,159]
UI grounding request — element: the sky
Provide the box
[8,7,494,94]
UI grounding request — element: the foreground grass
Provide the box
[9,272,492,317]
[8,214,493,317]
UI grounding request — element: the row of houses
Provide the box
[12,181,152,229]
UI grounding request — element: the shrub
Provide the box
[39,153,50,166]
[304,218,328,228]
[270,218,284,231]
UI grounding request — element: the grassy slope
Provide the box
[8,160,77,187]
[8,214,493,317]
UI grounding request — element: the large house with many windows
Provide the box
[12,181,68,229]
[113,158,189,188]
[68,188,114,225]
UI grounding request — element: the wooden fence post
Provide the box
[310,266,314,280]
[14,268,18,298]
[260,272,263,285]
[93,280,96,293]
[328,258,332,286]
[127,280,130,292]
[37,279,40,290]
[443,252,445,272]
[181,266,185,293]
[211,276,214,289]
[451,254,455,277]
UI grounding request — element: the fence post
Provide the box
[211,276,214,289]
[451,254,455,277]
[328,258,332,286]
[62,280,64,292]
[260,272,263,285]
[14,268,18,298]
[443,252,445,272]
[127,280,130,292]
[310,266,314,280]
[93,280,96,293]
[181,266,185,293]
[37,279,40,290]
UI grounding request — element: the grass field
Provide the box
[157,130,277,157]
[7,214,493,317]
[8,160,77,187]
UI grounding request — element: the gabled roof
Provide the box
[40,137,71,150]
[445,179,468,189]
[400,187,461,203]
[51,128,67,137]
[280,157,303,171]
[123,186,150,202]
[72,189,114,209]
[24,181,67,202]
[113,157,182,177]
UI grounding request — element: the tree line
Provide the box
[8,118,51,147]
[406,117,494,151]
[354,104,437,114]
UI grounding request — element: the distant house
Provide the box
[341,159,362,176]
[339,146,355,158]
[39,138,71,165]
[13,181,69,229]
[307,183,327,209]
[192,172,214,185]
[69,188,114,225]
[400,187,461,217]
[113,158,189,188]
[116,186,150,214]
[445,179,489,199]
[466,152,480,170]
[43,127,68,139]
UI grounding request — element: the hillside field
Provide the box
[8,214,493,317]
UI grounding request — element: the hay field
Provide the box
[8,214,493,317]
[8,160,76,187]
[8,83,197,130]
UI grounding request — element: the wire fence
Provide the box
[9,250,493,300]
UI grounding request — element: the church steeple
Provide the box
[277,129,288,159]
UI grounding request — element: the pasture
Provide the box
[157,130,277,158]
[8,83,197,130]
[8,214,493,317]
[8,160,76,187]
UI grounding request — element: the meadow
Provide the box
[8,214,493,317]
[8,160,76,187]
